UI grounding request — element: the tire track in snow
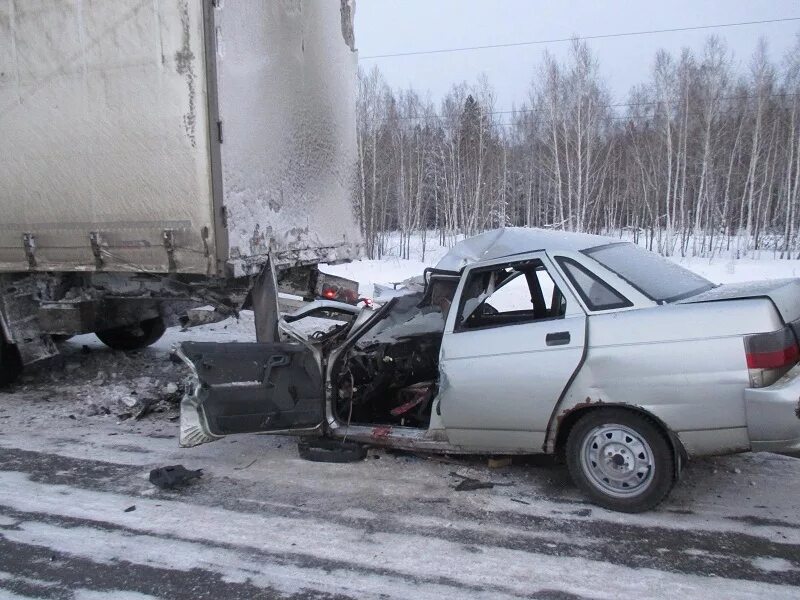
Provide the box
[0,535,357,600]
[0,514,533,600]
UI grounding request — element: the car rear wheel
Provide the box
[566,409,676,513]
[0,337,23,387]
[96,316,167,351]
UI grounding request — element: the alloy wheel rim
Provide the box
[580,423,655,498]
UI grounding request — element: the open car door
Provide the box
[177,341,323,447]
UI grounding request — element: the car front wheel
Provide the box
[566,409,676,513]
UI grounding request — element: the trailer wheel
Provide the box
[96,317,167,351]
[0,337,22,387]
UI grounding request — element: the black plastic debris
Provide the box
[124,505,136,513]
[454,478,494,491]
[149,465,203,490]
[451,471,514,492]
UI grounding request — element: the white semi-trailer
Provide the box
[0,0,361,384]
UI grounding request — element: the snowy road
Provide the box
[1,331,800,599]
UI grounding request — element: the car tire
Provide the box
[96,317,167,351]
[566,409,676,513]
[297,438,367,463]
[0,337,23,387]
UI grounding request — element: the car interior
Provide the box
[457,259,566,330]
[324,259,568,429]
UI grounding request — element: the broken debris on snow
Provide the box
[149,465,203,490]
[451,471,514,492]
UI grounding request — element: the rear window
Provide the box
[584,243,714,303]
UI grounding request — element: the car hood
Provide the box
[678,278,800,323]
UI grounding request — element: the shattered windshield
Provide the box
[584,243,714,303]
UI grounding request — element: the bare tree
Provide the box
[355,33,800,259]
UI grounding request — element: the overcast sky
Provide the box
[355,1,800,111]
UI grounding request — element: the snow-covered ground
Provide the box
[321,231,800,300]
[1,231,800,599]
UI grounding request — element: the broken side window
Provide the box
[456,260,566,331]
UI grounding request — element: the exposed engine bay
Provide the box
[332,276,458,428]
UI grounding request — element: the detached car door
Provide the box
[437,253,587,451]
[178,341,323,447]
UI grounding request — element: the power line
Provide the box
[360,17,800,60]
[368,92,800,123]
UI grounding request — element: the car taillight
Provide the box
[315,273,360,305]
[744,326,800,387]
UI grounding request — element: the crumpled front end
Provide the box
[745,363,800,453]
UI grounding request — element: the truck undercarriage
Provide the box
[0,265,359,386]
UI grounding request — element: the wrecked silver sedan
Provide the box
[177,228,800,512]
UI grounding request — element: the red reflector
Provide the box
[322,289,337,299]
[746,344,800,369]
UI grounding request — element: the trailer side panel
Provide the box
[0,0,215,274]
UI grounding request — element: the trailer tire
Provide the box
[297,438,367,463]
[0,337,22,387]
[96,317,167,351]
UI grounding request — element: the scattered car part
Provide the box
[297,438,367,463]
[451,472,514,492]
[149,465,203,490]
[454,478,495,491]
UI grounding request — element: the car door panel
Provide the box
[438,253,587,450]
[180,341,323,436]
[440,318,585,441]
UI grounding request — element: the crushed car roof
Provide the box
[435,227,615,271]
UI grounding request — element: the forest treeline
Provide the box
[356,36,800,259]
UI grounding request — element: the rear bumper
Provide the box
[745,364,800,452]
